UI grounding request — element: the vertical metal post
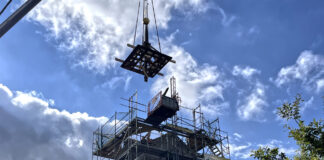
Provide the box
[167,132,169,160]
[200,106,204,130]
[92,132,94,160]
[193,106,197,158]
[193,108,196,131]
[142,0,149,45]
[218,119,224,157]
[135,90,138,159]
[128,95,131,160]
[97,128,101,160]
[227,133,231,159]
[160,131,162,151]
[114,112,117,137]
[0,0,42,38]
[170,76,176,98]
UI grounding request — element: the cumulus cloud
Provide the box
[274,51,324,93]
[237,82,268,121]
[24,0,232,116]
[27,0,207,73]
[151,36,230,116]
[0,83,107,160]
[232,65,261,80]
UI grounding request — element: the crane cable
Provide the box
[133,0,162,53]
[133,1,141,46]
[151,0,162,53]
[142,0,145,44]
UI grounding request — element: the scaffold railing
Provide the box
[92,78,231,160]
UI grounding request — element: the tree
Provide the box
[251,94,324,160]
[251,147,288,160]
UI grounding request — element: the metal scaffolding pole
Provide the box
[91,77,231,160]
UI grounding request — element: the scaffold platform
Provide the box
[92,77,230,160]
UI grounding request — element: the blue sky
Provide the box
[0,0,323,159]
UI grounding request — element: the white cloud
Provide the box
[27,0,207,73]
[316,79,324,93]
[257,139,297,156]
[201,102,230,116]
[300,96,314,113]
[233,132,242,139]
[233,132,243,142]
[216,6,236,27]
[274,51,324,92]
[232,65,261,80]
[229,143,252,159]
[151,37,230,116]
[237,82,268,121]
[229,139,297,159]
[0,83,13,99]
[25,0,232,116]
[0,83,107,160]
[248,26,260,35]
[200,85,224,101]
[100,75,132,91]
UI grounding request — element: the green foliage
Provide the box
[277,94,303,122]
[277,94,324,159]
[251,94,324,160]
[251,147,288,160]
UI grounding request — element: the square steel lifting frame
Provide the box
[116,44,174,82]
[115,0,176,82]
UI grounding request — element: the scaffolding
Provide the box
[92,78,230,160]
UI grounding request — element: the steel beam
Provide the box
[0,0,41,38]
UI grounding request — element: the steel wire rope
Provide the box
[142,0,145,44]
[133,1,141,45]
[151,0,162,52]
[0,0,12,15]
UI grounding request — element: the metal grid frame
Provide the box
[120,45,172,79]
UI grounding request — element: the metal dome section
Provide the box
[115,0,175,82]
